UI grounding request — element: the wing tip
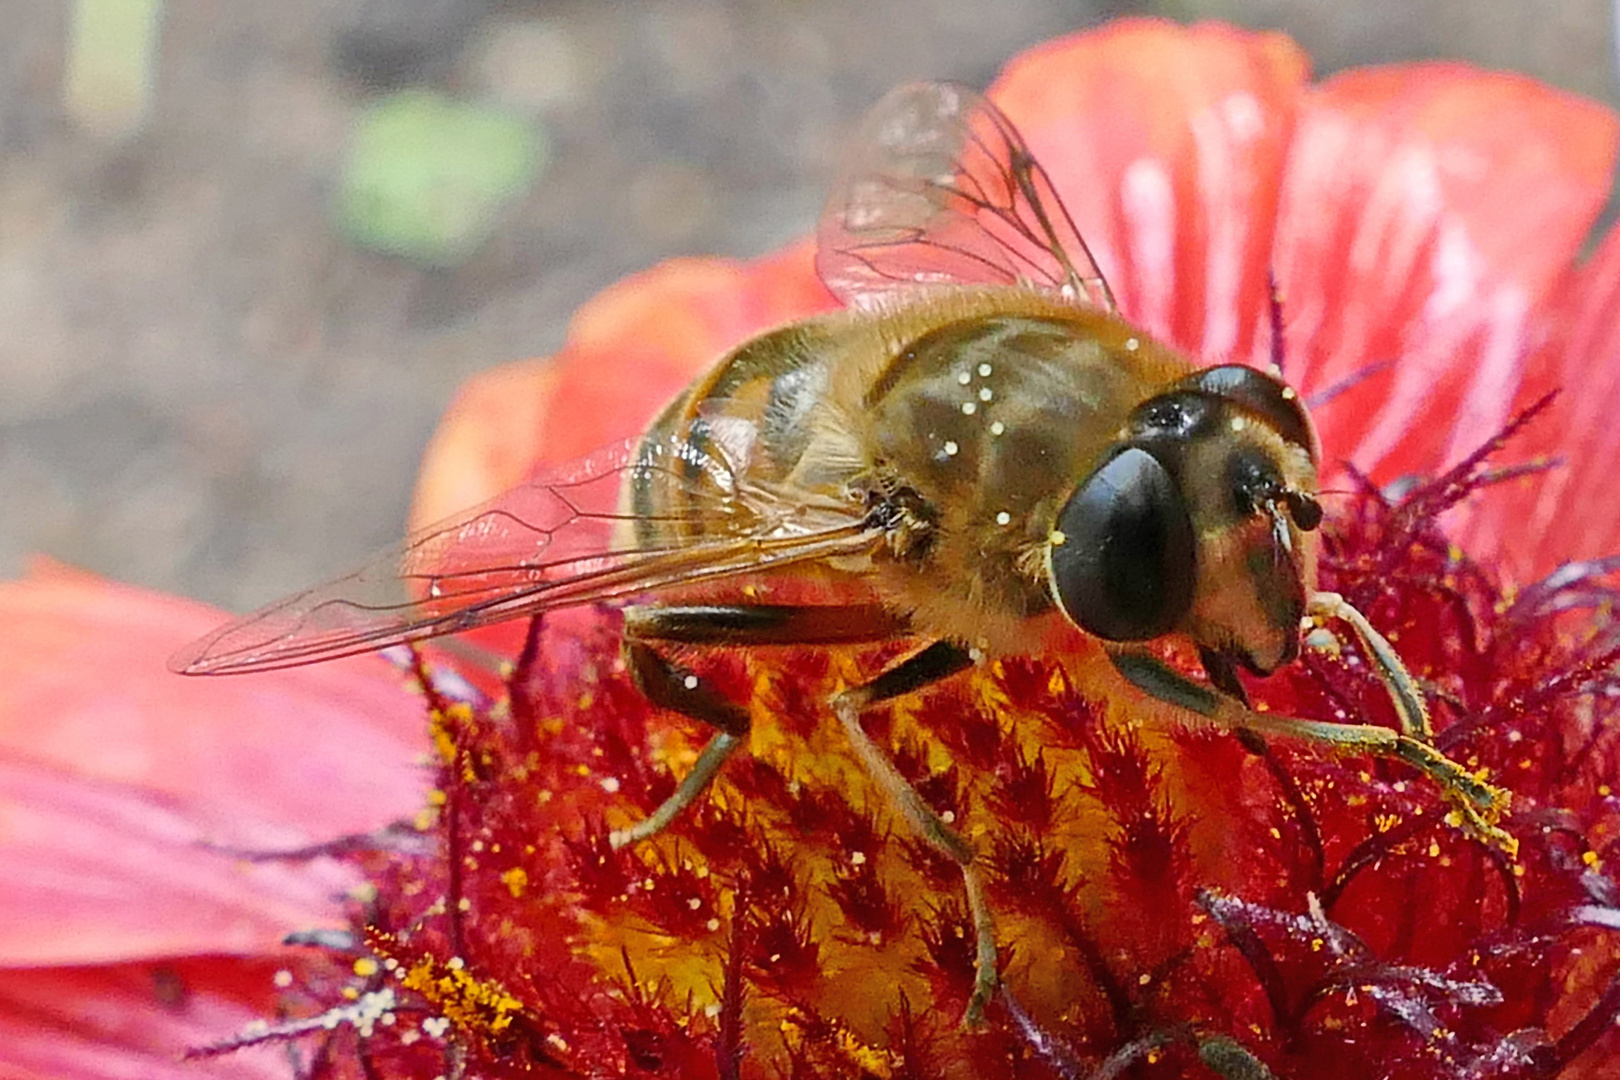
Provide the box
[167,635,229,676]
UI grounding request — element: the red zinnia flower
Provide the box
[8,19,1620,1080]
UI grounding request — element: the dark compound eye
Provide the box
[1177,364,1314,457]
[1129,391,1215,443]
[1050,446,1195,642]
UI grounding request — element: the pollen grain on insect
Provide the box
[978,387,994,402]
[961,401,977,415]
[977,362,993,377]
[989,420,1006,436]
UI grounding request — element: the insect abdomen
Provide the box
[628,319,844,549]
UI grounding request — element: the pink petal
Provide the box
[0,564,423,840]
[0,755,359,965]
[0,565,426,964]
[1274,63,1618,497]
[991,19,1310,362]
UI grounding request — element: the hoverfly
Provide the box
[173,82,1509,1026]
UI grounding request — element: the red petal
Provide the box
[991,18,1310,361]
[1481,220,1620,572]
[1275,63,1618,490]
[0,566,425,963]
[0,957,292,1080]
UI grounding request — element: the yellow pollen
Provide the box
[500,867,529,898]
[398,954,526,1037]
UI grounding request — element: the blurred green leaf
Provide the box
[336,90,545,266]
[65,0,164,138]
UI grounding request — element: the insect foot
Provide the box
[1305,592,1517,856]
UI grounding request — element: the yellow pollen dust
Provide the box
[500,867,529,898]
[398,954,526,1038]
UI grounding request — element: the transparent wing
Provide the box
[816,81,1114,311]
[171,433,876,675]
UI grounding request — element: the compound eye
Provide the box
[1180,364,1314,458]
[1050,446,1196,642]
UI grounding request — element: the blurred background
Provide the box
[2,0,1617,613]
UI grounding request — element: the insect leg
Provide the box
[612,638,751,850]
[1306,591,1432,740]
[610,603,912,850]
[1105,647,1514,854]
[829,640,998,1028]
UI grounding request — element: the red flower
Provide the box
[10,19,1620,1079]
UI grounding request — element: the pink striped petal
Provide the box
[1274,64,1617,497]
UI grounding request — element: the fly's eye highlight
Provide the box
[1050,446,1195,642]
